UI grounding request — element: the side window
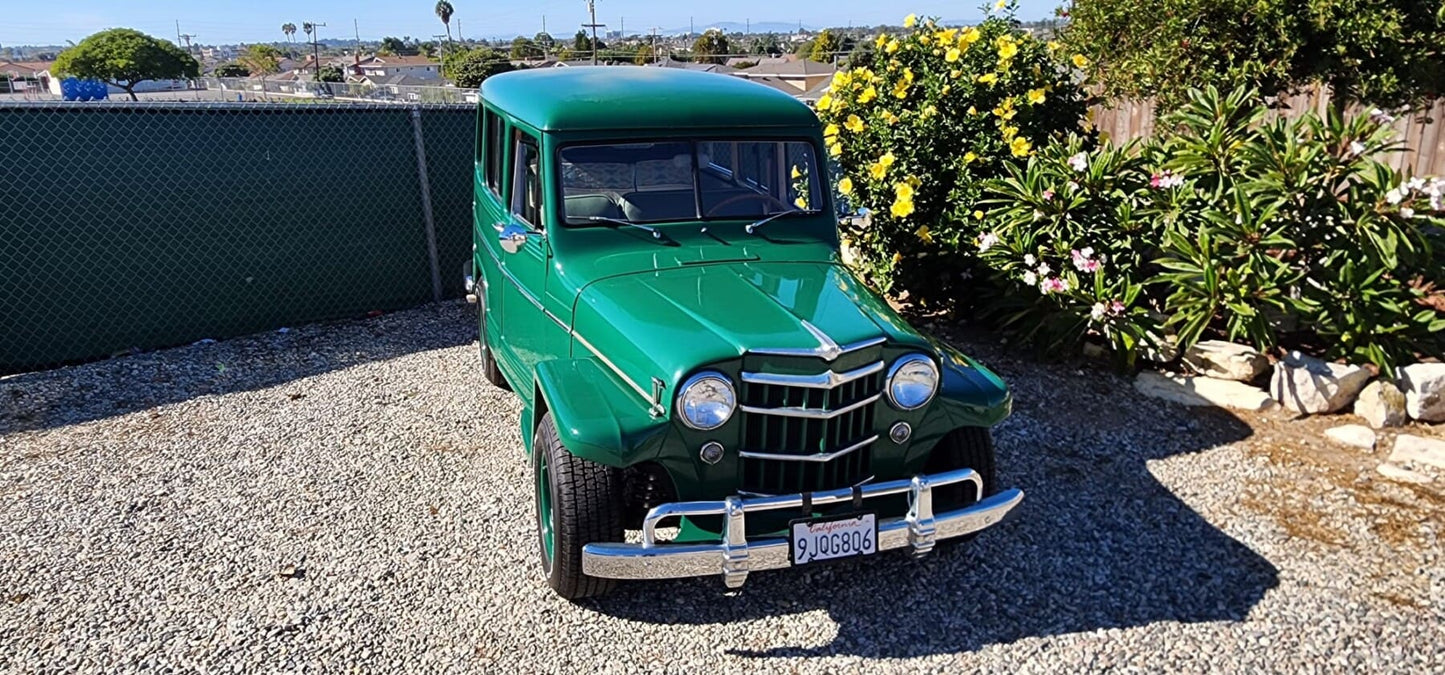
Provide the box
[484,109,503,196]
[510,130,542,227]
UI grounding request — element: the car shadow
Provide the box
[0,302,476,435]
[586,340,1279,658]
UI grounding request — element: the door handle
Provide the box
[498,222,540,254]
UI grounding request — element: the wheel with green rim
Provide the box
[532,411,622,600]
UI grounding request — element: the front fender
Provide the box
[530,358,669,467]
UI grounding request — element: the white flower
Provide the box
[1370,108,1396,125]
[1080,246,1094,258]
[1068,152,1088,172]
[1023,253,1036,266]
[1037,262,1051,276]
[1407,177,1426,192]
[1021,270,1038,286]
[1348,141,1366,157]
[1090,303,1107,321]
[1400,207,1414,219]
[1385,187,1405,205]
[978,232,1000,252]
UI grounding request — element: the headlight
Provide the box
[887,354,938,410]
[677,371,736,430]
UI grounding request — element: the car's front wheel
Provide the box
[533,412,623,600]
[924,426,998,511]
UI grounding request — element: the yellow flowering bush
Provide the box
[818,7,1088,303]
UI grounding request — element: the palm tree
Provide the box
[435,1,454,49]
[281,23,297,57]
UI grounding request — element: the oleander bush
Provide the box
[817,6,1088,305]
[969,86,1445,374]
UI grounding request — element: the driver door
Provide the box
[496,127,550,385]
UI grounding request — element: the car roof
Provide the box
[479,67,820,132]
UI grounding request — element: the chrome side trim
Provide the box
[584,470,1024,584]
[479,237,569,331]
[738,434,877,463]
[740,360,884,389]
[749,321,887,362]
[572,330,661,415]
[739,392,881,420]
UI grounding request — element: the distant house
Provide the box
[0,60,53,94]
[726,55,795,68]
[355,55,442,81]
[735,59,836,93]
[648,57,737,74]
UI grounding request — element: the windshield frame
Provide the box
[552,136,826,228]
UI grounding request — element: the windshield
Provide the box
[559,139,822,225]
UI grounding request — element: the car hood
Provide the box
[570,260,930,398]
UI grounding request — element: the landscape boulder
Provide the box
[1269,351,1371,414]
[1399,363,1445,423]
[1134,371,1276,412]
[1389,434,1445,471]
[1323,425,1376,451]
[1353,380,1408,429]
[1183,340,1270,382]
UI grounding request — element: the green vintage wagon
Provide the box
[466,67,1023,600]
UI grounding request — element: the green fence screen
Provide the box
[0,102,476,374]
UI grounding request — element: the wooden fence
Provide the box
[1090,88,1445,177]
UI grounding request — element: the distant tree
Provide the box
[214,62,250,77]
[634,43,656,65]
[809,29,843,63]
[557,47,576,61]
[751,33,781,55]
[793,38,814,57]
[435,1,455,49]
[317,65,344,82]
[53,28,200,100]
[442,47,514,87]
[379,36,409,56]
[1064,0,1445,113]
[846,39,876,69]
[729,59,757,70]
[238,44,283,79]
[510,36,540,59]
[534,31,555,55]
[691,28,729,64]
[281,23,297,56]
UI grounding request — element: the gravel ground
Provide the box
[2,301,1441,673]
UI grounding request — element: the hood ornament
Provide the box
[801,321,843,361]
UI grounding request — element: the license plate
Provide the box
[788,512,878,566]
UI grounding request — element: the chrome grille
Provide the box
[737,362,884,494]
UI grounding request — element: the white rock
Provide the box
[1183,340,1270,382]
[1376,462,1432,484]
[1399,363,1445,423]
[1353,380,1408,429]
[1323,425,1376,451]
[1134,371,1276,412]
[1269,351,1372,414]
[1389,434,1445,470]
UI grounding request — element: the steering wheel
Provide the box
[704,192,794,217]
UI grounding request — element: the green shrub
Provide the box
[817,7,1088,306]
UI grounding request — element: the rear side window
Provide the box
[484,109,504,196]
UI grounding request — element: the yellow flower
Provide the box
[875,34,889,48]
[1001,125,1019,139]
[1047,40,1061,52]
[937,29,958,43]
[920,34,931,46]
[993,98,1017,120]
[832,71,852,88]
[997,40,1018,61]
[950,69,961,79]
[894,182,915,201]
[817,94,833,111]
[977,73,998,85]
[967,106,977,115]
[1010,136,1032,157]
[891,251,903,265]
[890,198,915,219]
[915,225,933,243]
[882,111,900,125]
[945,47,961,62]
[903,13,917,28]
[885,39,901,54]
[922,104,937,117]
[892,82,909,99]
[844,114,864,133]
[880,152,896,168]
[973,210,985,219]
[960,27,982,45]
[838,177,853,195]
[1072,54,1090,68]
[823,122,840,137]
[829,141,842,157]
[941,85,951,95]
[1027,88,1046,105]
[794,197,808,208]
[858,85,877,104]
[994,0,1008,10]
[791,165,802,179]
[964,151,978,163]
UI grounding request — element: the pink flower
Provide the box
[1042,189,1055,201]
[1068,152,1088,172]
[1039,277,1069,294]
[1110,300,1126,314]
[1071,247,1102,273]
[1150,170,1184,189]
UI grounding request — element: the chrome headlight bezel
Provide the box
[676,371,737,430]
[887,354,939,411]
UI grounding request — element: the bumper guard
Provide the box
[582,467,1023,588]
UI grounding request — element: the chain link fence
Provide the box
[0,101,476,374]
[198,77,479,105]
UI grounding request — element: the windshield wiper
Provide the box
[745,209,820,235]
[585,216,662,239]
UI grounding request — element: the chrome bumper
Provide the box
[582,467,1023,588]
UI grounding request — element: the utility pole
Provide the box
[179,33,197,57]
[620,17,624,40]
[583,0,605,66]
[308,22,327,80]
[457,19,463,42]
[354,19,360,48]
[650,26,660,64]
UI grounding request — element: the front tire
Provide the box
[924,426,998,511]
[533,412,623,600]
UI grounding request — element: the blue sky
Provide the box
[2,1,1063,47]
